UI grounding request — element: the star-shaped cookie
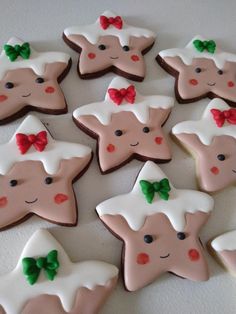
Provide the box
[63,11,155,81]
[96,161,214,291]
[73,77,174,174]
[0,115,92,230]
[0,229,118,314]
[0,37,71,124]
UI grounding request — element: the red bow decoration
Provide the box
[100,15,123,30]
[108,85,136,105]
[210,108,236,127]
[16,131,48,154]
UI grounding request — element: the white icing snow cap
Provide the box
[0,115,91,175]
[211,230,236,252]
[0,229,118,313]
[73,77,174,125]
[64,10,156,46]
[159,35,236,69]
[96,161,214,231]
[172,98,236,145]
[0,37,70,79]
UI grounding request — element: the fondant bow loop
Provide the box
[140,178,171,204]
[100,15,123,30]
[108,85,136,105]
[210,108,236,127]
[193,39,216,54]
[16,131,48,154]
[4,42,31,61]
[22,250,59,285]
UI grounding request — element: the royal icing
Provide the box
[64,10,155,46]
[211,230,236,252]
[73,77,174,125]
[0,115,91,175]
[0,37,70,79]
[172,99,236,145]
[96,161,214,231]
[0,229,118,313]
[159,35,236,69]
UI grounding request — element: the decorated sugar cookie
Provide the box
[63,11,155,81]
[172,98,236,192]
[0,229,118,314]
[73,77,174,174]
[0,115,92,230]
[0,37,71,124]
[96,161,214,291]
[156,35,236,105]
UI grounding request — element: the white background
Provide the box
[0,0,236,313]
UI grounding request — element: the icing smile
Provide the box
[232,169,236,173]
[160,253,170,259]
[25,198,38,204]
[130,142,139,147]
[110,56,119,60]
[207,82,216,86]
[22,93,32,98]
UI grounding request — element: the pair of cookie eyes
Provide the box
[9,177,53,187]
[98,44,130,51]
[115,127,150,136]
[144,232,186,243]
[195,68,224,75]
[4,77,45,89]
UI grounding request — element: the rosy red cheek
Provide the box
[155,137,163,145]
[45,86,55,94]
[210,166,219,175]
[54,193,69,204]
[88,53,96,59]
[107,144,115,153]
[188,249,200,261]
[131,55,140,62]
[0,95,8,102]
[137,253,150,265]
[0,197,8,207]
[228,81,235,88]
[189,79,198,86]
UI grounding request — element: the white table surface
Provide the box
[0,0,236,313]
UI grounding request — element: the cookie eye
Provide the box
[143,127,150,133]
[9,179,18,187]
[217,154,226,161]
[177,232,186,240]
[144,234,153,243]
[122,45,130,51]
[217,70,223,75]
[5,82,14,89]
[35,77,45,83]
[45,177,53,184]
[98,44,106,50]
[195,67,201,73]
[114,130,123,136]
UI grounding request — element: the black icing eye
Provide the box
[195,67,201,73]
[143,127,150,133]
[177,232,186,240]
[217,70,223,75]
[9,179,18,187]
[45,177,53,184]
[144,234,153,243]
[35,77,45,84]
[98,44,106,50]
[217,154,226,161]
[114,130,123,136]
[5,82,14,89]
[122,45,130,51]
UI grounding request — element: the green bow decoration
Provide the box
[4,42,31,61]
[193,39,216,54]
[140,178,171,204]
[22,250,59,285]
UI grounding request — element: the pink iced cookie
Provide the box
[63,11,155,81]
[0,115,92,230]
[0,229,118,314]
[96,161,214,291]
[0,37,71,124]
[156,35,236,105]
[73,77,174,174]
[172,98,236,192]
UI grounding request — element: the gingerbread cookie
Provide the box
[0,115,92,230]
[0,37,71,124]
[96,161,214,291]
[0,229,118,314]
[172,98,236,192]
[73,77,174,174]
[63,11,155,81]
[156,35,236,105]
